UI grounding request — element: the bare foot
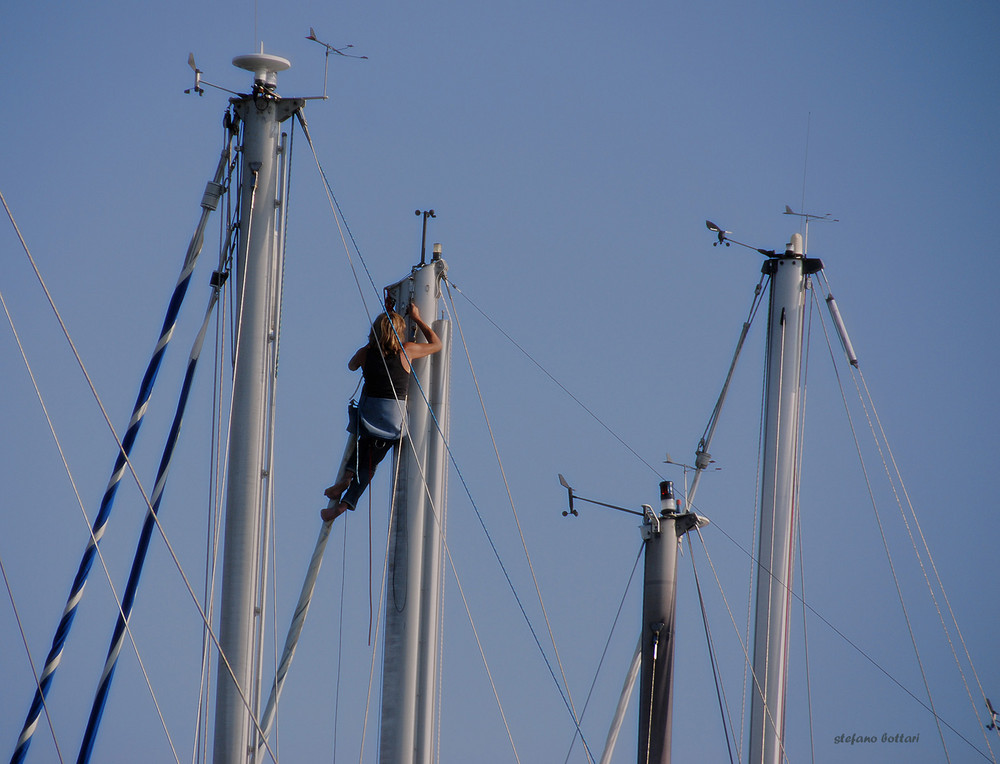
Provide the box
[324,473,354,501]
[321,502,349,523]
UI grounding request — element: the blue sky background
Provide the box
[2,1,998,762]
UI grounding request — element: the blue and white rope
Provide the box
[10,148,230,764]
[77,291,219,763]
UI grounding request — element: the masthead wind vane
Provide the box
[705,220,775,257]
[306,27,368,59]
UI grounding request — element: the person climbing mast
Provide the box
[322,301,443,523]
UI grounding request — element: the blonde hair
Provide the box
[369,311,405,356]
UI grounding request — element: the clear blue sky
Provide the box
[3,1,998,762]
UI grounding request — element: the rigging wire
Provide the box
[293,110,381,329]
[813,277,997,760]
[692,522,776,764]
[445,281,589,755]
[0,283,70,764]
[254,114,416,761]
[857,357,997,757]
[5,135,236,759]
[195,142,239,763]
[290,118,453,759]
[565,543,644,764]
[295,143,995,764]
[417,305,596,761]
[819,272,996,756]
[2,189,190,764]
[688,273,769,511]
[669,272,771,758]
[77,291,223,764]
[701,480,996,760]
[248,110,428,763]
[740,325,767,756]
[685,533,737,764]
[445,280,665,481]
[809,284,953,761]
[298,114,593,762]
[357,446,424,763]
[1,552,65,764]
[5,140,281,764]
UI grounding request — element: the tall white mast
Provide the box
[380,252,451,764]
[213,52,302,764]
[747,234,822,764]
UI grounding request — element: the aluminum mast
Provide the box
[213,52,302,764]
[380,250,452,764]
[747,233,822,764]
[637,483,706,764]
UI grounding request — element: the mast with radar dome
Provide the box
[212,48,303,764]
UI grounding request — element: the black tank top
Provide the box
[362,348,410,399]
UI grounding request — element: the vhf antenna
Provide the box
[306,27,367,100]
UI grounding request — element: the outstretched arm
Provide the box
[403,303,442,361]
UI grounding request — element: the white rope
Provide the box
[693,525,781,763]
[2,191,183,762]
[588,545,644,764]
[1,550,66,764]
[685,533,737,763]
[815,272,998,758]
[294,112,527,762]
[740,345,766,756]
[0,287,69,764]
[444,282,588,757]
[857,367,997,759]
[706,502,997,761]
[810,284,951,760]
[193,240,232,764]
[446,280,665,481]
[7,172,279,764]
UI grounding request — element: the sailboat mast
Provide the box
[747,234,822,764]
[213,52,302,764]
[380,252,451,764]
[637,482,706,764]
[638,488,679,764]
